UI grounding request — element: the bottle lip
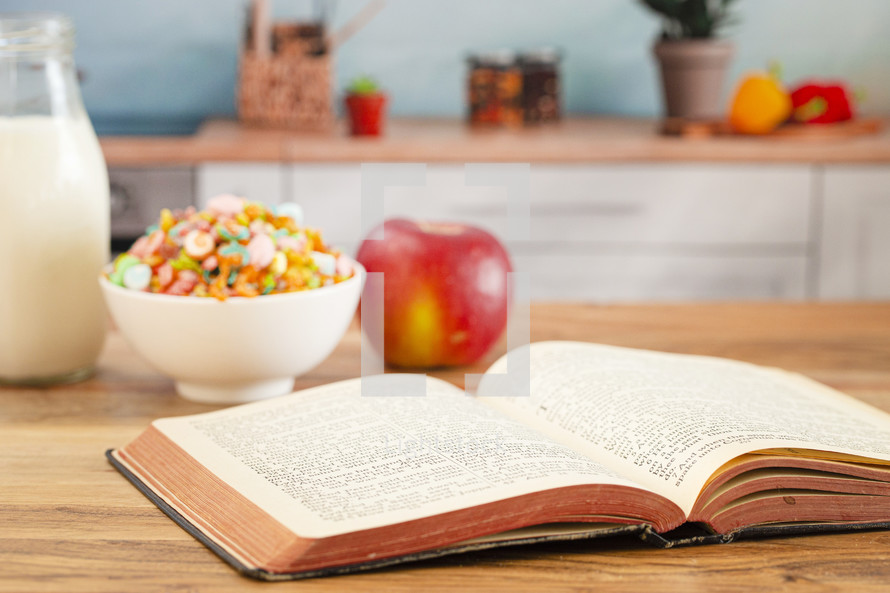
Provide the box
[0,12,75,56]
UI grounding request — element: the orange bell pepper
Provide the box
[729,71,792,135]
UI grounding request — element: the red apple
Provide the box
[356,219,512,368]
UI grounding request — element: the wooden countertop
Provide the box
[4,302,890,592]
[100,117,890,166]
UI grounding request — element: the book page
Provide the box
[478,342,890,515]
[152,376,648,539]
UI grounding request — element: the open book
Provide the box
[109,342,890,580]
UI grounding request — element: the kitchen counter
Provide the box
[100,117,890,166]
[4,302,890,592]
[101,119,890,301]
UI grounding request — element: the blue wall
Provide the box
[7,0,889,134]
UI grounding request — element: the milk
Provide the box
[0,115,109,381]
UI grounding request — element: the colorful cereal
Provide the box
[106,197,353,300]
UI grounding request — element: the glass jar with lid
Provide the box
[519,47,562,124]
[0,13,109,384]
[466,50,522,127]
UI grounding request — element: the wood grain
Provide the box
[661,117,883,140]
[3,303,890,591]
[99,117,890,166]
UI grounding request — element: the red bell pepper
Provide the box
[790,81,855,124]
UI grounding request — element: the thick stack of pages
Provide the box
[110,342,890,580]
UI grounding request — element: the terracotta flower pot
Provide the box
[345,93,387,136]
[653,40,734,120]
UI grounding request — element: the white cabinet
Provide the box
[526,165,811,245]
[526,165,811,300]
[290,164,362,251]
[287,163,812,302]
[117,161,890,301]
[514,253,807,301]
[820,166,890,299]
[196,163,285,208]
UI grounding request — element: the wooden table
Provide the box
[3,303,890,592]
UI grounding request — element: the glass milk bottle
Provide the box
[0,13,109,384]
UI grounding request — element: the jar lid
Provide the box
[467,49,517,68]
[519,47,562,65]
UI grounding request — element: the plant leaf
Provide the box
[639,0,738,39]
[639,0,683,19]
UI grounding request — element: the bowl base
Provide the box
[176,378,295,404]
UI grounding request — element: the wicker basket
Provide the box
[238,51,334,130]
[237,3,335,130]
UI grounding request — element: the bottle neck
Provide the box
[0,13,85,118]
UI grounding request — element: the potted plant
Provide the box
[344,76,388,136]
[640,0,738,120]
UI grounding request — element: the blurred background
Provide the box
[4,0,888,133]
[8,0,888,302]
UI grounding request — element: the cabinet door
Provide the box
[290,163,811,242]
[286,163,813,301]
[820,166,890,299]
[513,252,808,301]
[526,165,812,245]
[289,164,507,253]
[370,163,813,246]
[196,163,285,208]
[290,164,362,251]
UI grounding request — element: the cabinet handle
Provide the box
[451,202,644,217]
[531,202,643,217]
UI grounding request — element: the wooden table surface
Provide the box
[3,302,890,592]
[99,117,890,166]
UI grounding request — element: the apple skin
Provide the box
[356,219,512,368]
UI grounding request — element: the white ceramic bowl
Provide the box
[99,260,364,404]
